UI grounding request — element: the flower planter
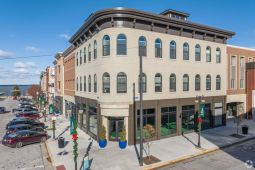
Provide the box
[99,139,107,148]
[119,140,127,149]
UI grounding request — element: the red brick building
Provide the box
[246,62,255,119]
[227,45,255,119]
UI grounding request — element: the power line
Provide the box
[0,54,54,61]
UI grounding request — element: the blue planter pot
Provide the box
[99,139,107,148]
[119,140,127,149]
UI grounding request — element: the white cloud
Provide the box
[25,62,37,68]
[14,62,26,68]
[0,49,13,58]
[25,46,42,52]
[14,61,37,69]
[13,68,29,73]
[59,34,70,40]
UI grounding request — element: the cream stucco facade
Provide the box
[75,27,227,108]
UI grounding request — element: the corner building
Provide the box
[70,8,235,144]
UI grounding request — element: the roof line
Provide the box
[227,45,255,51]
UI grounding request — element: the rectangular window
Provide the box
[136,108,156,139]
[58,81,60,90]
[239,57,245,89]
[230,56,236,89]
[181,105,195,132]
[161,107,177,137]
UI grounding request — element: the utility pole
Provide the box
[133,83,136,145]
[139,55,143,166]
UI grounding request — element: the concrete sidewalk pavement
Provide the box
[44,115,255,170]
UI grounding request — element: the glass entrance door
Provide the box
[109,118,124,141]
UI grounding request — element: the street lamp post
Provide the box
[52,116,56,140]
[195,96,205,148]
[139,55,143,166]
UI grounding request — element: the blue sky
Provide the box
[0,0,254,85]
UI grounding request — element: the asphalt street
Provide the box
[0,98,44,170]
[160,138,255,170]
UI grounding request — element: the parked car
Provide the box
[13,108,32,113]
[6,124,46,135]
[0,107,6,114]
[6,118,44,129]
[2,130,48,148]
[16,111,41,119]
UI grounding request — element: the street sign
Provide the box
[199,104,205,118]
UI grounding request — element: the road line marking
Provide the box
[16,165,44,170]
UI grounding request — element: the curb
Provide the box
[142,135,255,170]
[45,140,56,167]
[41,143,55,170]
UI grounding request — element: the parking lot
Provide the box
[0,98,45,170]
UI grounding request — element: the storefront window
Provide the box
[88,106,98,137]
[161,107,177,137]
[136,108,155,139]
[182,105,195,133]
[82,104,87,129]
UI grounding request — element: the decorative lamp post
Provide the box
[52,116,56,140]
[195,95,205,148]
[70,105,78,170]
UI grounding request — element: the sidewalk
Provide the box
[44,115,255,170]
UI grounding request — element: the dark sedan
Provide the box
[6,118,44,129]
[6,124,46,135]
[16,111,41,119]
[2,130,48,148]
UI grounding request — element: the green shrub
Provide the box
[99,125,106,140]
[119,126,126,141]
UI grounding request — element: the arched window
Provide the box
[195,44,201,61]
[117,72,127,93]
[94,41,97,59]
[88,75,91,92]
[94,74,97,93]
[170,41,176,59]
[155,73,162,92]
[216,75,221,90]
[103,35,110,56]
[84,76,86,92]
[80,50,82,65]
[155,38,162,58]
[183,74,189,91]
[139,36,147,56]
[80,76,82,91]
[102,72,110,93]
[169,74,176,92]
[183,43,189,60]
[76,77,78,91]
[117,34,127,55]
[216,48,221,63]
[138,73,147,93]
[206,75,211,90]
[206,46,211,62]
[76,52,79,66]
[88,44,91,61]
[195,74,201,91]
[84,47,86,63]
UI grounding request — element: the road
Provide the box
[160,138,255,170]
[0,98,44,170]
